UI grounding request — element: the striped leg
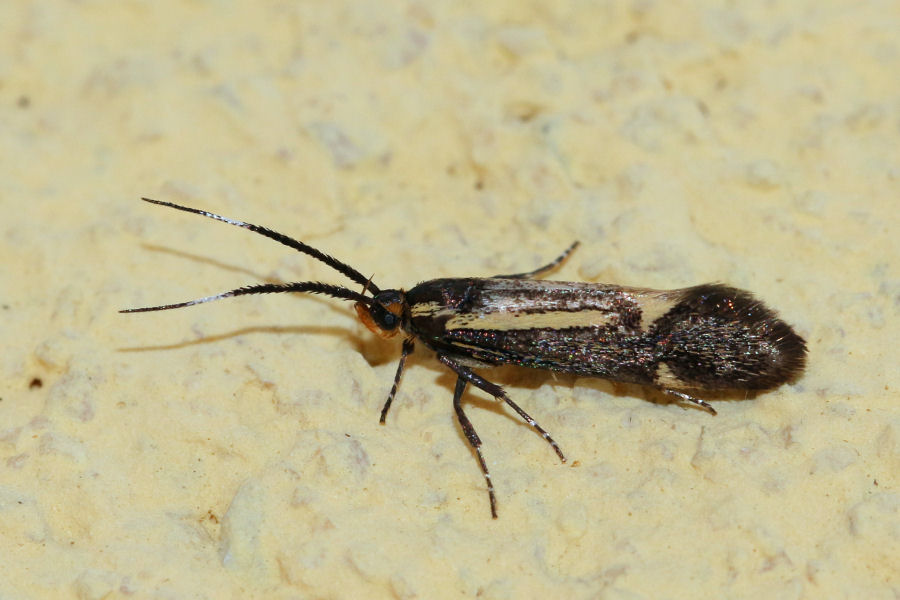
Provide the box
[450,377,498,518]
[662,389,717,415]
[379,338,415,423]
[491,241,579,279]
[438,355,566,463]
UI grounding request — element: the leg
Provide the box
[451,377,498,518]
[438,354,566,463]
[663,389,717,416]
[491,241,579,279]
[379,338,415,423]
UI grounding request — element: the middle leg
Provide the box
[451,377,498,518]
[438,354,566,463]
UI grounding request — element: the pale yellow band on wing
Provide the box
[411,292,679,332]
[638,294,679,331]
[445,309,618,331]
[653,362,689,389]
[409,301,446,318]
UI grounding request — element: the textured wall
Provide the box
[1,1,898,598]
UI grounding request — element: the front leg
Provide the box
[379,337,415,423]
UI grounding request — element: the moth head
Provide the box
[356,289,405,338]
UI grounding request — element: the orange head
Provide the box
[356,290,405,338]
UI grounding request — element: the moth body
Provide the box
[124,198,807,518]
[401,278,804,393]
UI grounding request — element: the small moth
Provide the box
[123,198,807,518]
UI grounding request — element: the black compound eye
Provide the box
[374,306,399,330]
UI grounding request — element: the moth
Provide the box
[123,198,807,518]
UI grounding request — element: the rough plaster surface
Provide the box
[1,2,898,598]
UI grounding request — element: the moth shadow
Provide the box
[136,244,274,282]
[573,377,758,412]
[117,324,356,352]
[418,359,754,426]
[119,249,365,352]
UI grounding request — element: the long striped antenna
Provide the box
[120,198,377,313]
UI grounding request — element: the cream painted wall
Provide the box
[1,2,898,597]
